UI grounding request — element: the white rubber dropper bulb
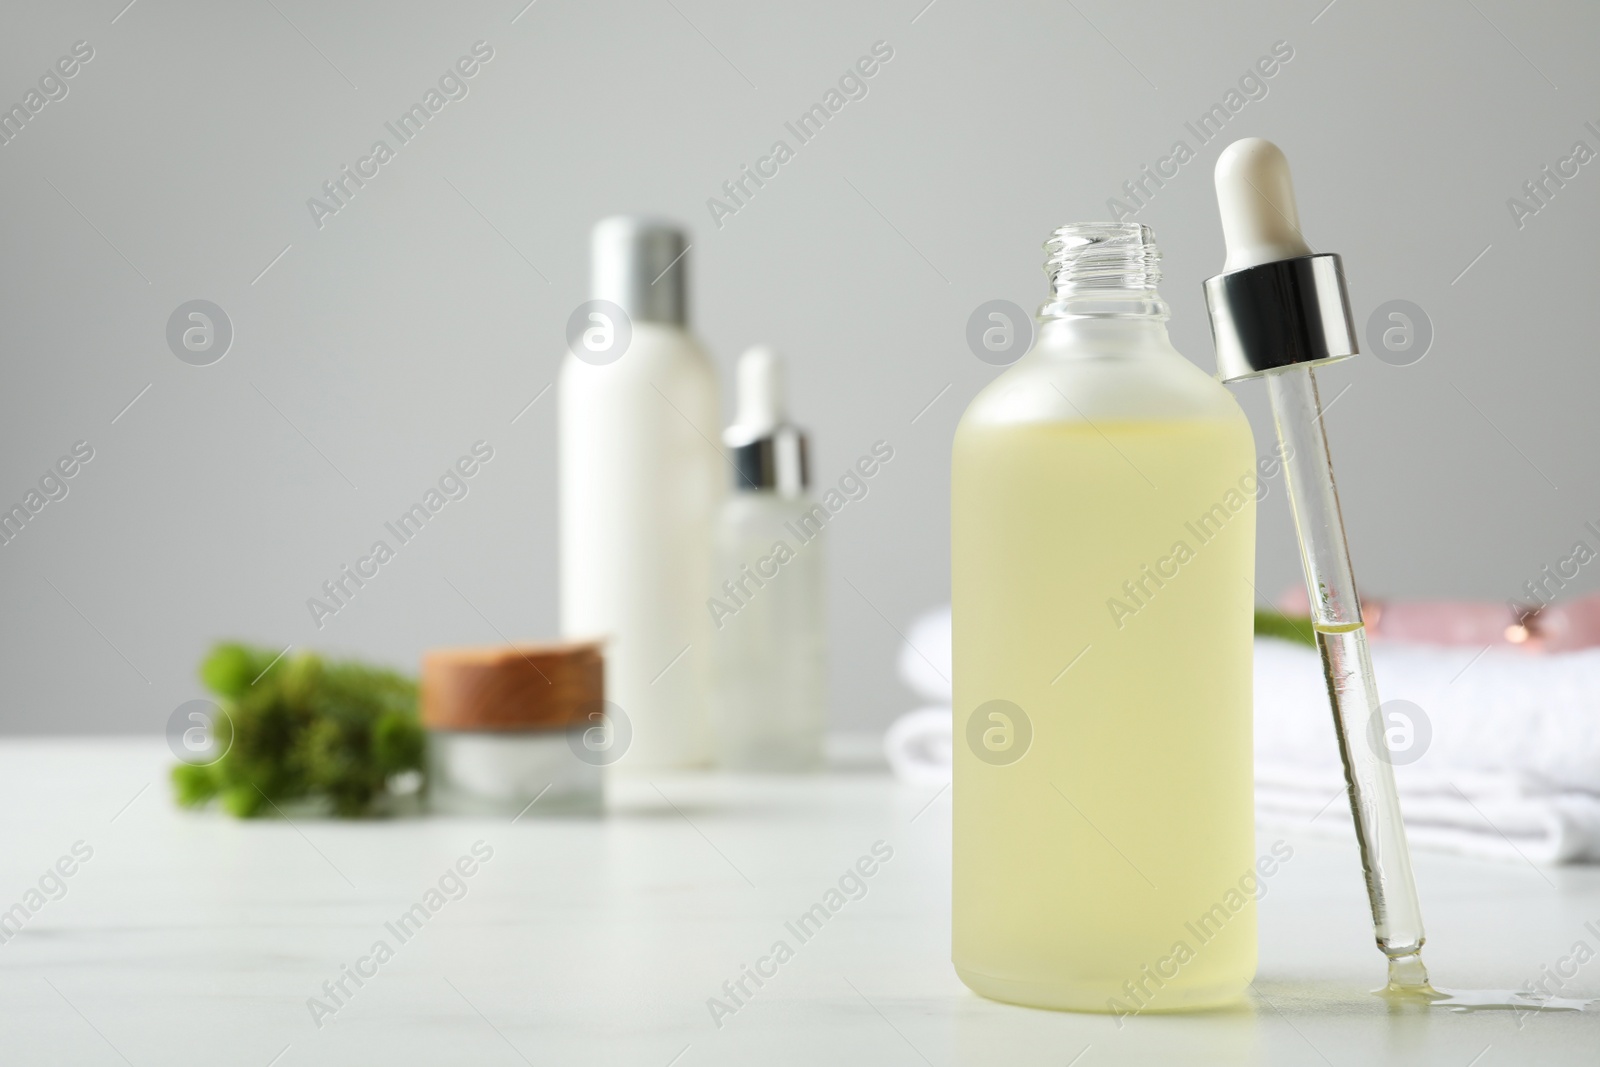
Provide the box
[1214,138,1313,272]
[734,345,785,436]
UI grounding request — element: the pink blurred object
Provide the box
[1276,588,1600,653]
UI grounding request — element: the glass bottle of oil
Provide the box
[951,223,1258,1013]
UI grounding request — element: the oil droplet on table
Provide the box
[1379,952,1595,1014]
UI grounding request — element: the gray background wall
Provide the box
[1,0,1594,735]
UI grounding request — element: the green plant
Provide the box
[171,643,425,818]
[1254,609,1317,648]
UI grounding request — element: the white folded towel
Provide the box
[884,604,1600,864]
[883,707,954,787]
[897,604,953,705]
[1254,638,1600,863]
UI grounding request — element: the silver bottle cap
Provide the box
[726,345,808,496]
[729,426,809,496]
[591,216,689,326]
[1202,253,1357,383]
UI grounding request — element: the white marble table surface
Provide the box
[1,738,1597,1065]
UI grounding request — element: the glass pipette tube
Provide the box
[1266,363,1427,977]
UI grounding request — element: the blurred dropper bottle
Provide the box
[708,346,827,771]
[559,218,721,770]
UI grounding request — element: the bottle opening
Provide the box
[1040,222,1168,321]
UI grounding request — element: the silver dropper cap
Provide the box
[726,346,809,496]
[1203,256,1356,382]
[591,216,689,325]
[1200,139,1356,383]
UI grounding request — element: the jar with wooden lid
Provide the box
[422,641,616,814]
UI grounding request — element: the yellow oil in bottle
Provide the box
[952,417,1257,1013]
[951,222,1258,1014]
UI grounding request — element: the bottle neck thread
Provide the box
[1039,222,1169,322]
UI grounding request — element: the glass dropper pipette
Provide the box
[1202,138,1429,987]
